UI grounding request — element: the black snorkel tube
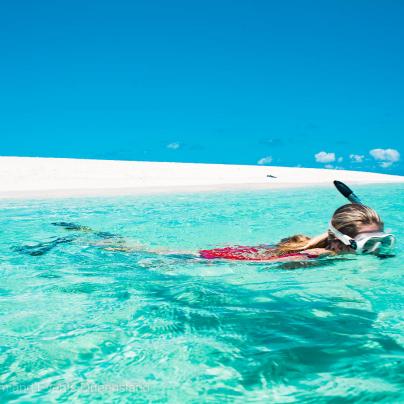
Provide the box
[332,181,362,250]
[333,180,363,205]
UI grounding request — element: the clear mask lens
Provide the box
[357,234,395,255]
[362,239,381,254]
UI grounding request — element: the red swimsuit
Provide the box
[199,245,318,261]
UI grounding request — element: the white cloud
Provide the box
[337,157,343,163]
[369,148,400,166]
[324,164,334,169]
[167,142,180,150]
[315,151,335,163]
[257,156,273,165]
[350,154,365,163]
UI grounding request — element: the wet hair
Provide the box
[275,204,383,255]
[329,204,383,238]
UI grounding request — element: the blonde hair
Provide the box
[275,204,383,255]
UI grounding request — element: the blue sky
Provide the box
[1,0,403,174]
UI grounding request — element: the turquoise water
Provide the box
[0,184,403,402]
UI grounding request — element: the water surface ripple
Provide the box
[0,185,403,402]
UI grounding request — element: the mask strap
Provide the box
[328,222,358,250]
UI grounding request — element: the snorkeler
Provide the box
[199,181,395,261]
[98,182,395,261]
[199,203,395,261]
[14,182,395,262]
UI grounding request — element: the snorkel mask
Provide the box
[328,221,395,254]
[332,181,396,256]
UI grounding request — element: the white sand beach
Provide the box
[0,156,403,199]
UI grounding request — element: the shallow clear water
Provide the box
[0,184,403,402]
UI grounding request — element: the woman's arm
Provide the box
[300,248,332,258]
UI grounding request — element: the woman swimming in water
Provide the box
[14,194,394,262]
[198,203,394,262]
[88,203,393,262]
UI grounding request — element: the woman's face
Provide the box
[330,222,382,254]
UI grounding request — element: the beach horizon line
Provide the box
[1,156,403,200]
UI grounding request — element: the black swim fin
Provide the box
[51,222,93,231]
[12,236,77,256]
